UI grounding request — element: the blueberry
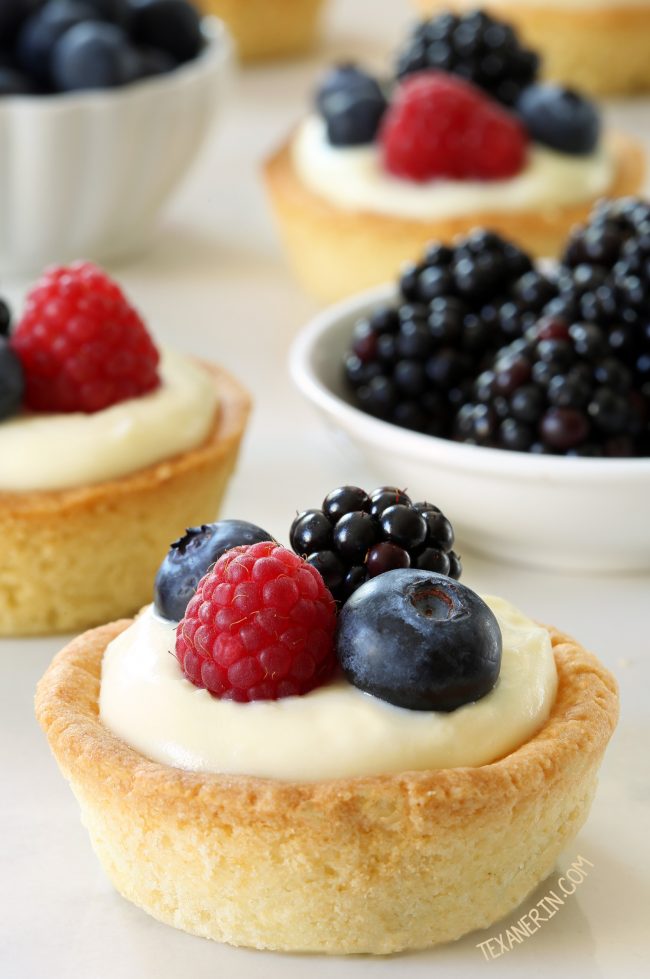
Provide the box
[52,20,140,89]
[154,519,274,621]
[83,0,132,26]
[0,66,37,94]
[336,570,502,711]
[0,338,24,420]
[130,0,202,63]
[135,44,175,77]
[516,84,600,155]
[17,1,98,85]
[0,1,43,42]
[316,64,387,146]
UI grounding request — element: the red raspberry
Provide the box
[175,541,337,702]
[380,71,528,182]
[10,261,160,413]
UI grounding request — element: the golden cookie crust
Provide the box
[413,1,650,96]
[0,363,250,636]
[263,130,644,301]
[36,619,618,954]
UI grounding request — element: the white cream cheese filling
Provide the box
[292,115,614,221]
[99,596,558,781]
[0,349,219,493]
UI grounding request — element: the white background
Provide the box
[1,1,649,976]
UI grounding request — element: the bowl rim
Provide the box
[0,16,231,111]
[289,282,650,483]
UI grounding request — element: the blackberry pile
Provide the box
[455,316,646,456]
[289,485,461,604]
[558,198,650,396]
[395,9,539,106]
[343,230,556,436]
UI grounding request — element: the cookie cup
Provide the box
[35,620,618,954]
[413,1,650,96]
[263,131,644,301]
[0,364,250,636]
[197,0,325,61]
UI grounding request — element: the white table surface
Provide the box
[2,2,650,976]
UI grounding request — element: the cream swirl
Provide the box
[292,115,614,221]
[0,349,219,493]
[99,596,558,781]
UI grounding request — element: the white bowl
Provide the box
[0,18,232,276]
[290,284,650,573]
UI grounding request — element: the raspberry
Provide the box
[10,260,160,413]
[175,541,337,702]
[380,71,528,182]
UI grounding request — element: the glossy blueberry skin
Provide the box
[336,570,502,711]
[516,84,600,155]
[154,519,274,621]
[0,339,24,420]
[17,1,98,85]
[52,21,139,89]
[0,1,42,43]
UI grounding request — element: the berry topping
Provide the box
[0,338,24,421]
[516,84,600,155]
[10,261,160,413]
[154,520,275,621]
[336,570,502,711]
[175,541,337,702]
[290,485,461,603]
[395,10,539,107]
[380,71,528,182]
[315,63,387,147]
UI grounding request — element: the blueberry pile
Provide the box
[314,9,598,157]
[396,9,538,107]
[289,485,461,603]
[0,300,23,421]
[343,207,650,457]
[344,230,554,435]
[0,0,203,95]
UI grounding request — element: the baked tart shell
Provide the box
[263,130,645,302]
[0,363,250,636]
[36,619,618,954]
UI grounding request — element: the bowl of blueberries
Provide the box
[290,200,650,574]
[0,1,233,274]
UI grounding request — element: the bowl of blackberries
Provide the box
[0,1,232,274]
[290,197,650,573]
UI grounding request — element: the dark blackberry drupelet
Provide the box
[395,9,539,106]
[454,315,647,456]
[289,485,462,603]
[343,230,555,436]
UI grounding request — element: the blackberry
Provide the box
[289,485,462,603]
[557,197,650,399]
[344,230,554,435]
[395,9,539,106]
[454,316,646,456]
